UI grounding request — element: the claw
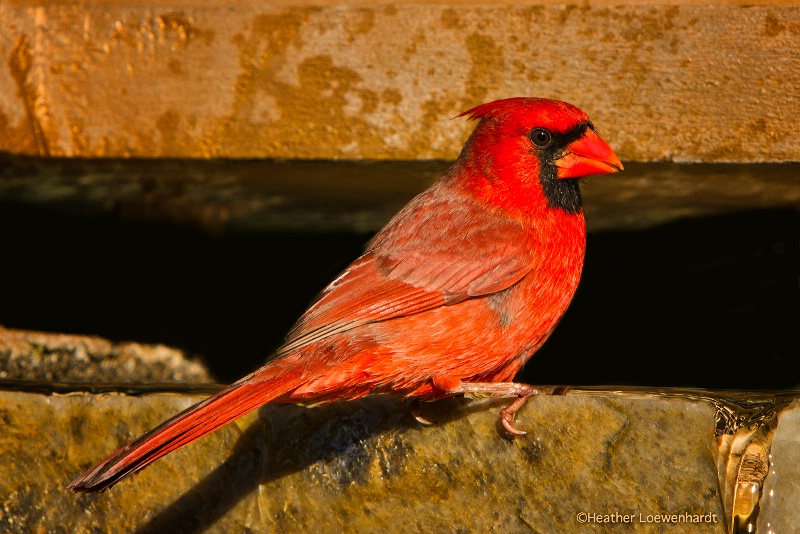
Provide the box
[500,407,527,437]
[426,380,558,437]
[498,391,534,437]
[410,399,434,426]
[414,412,435,426]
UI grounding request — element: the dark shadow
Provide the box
[0,199,368,382]
[527,207,800,389]
[133,395,488,533]
[1,159,798,389]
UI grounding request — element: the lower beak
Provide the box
[555,128,623,179]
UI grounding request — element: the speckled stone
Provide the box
[0,326,212,383]
[757,406,800,534]
[0,387,743,533]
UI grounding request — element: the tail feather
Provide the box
[67,366,301,493]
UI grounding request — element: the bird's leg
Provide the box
[446,382,565,437]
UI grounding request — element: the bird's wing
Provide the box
[277,185,534,355]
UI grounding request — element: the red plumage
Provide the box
[68,97,622,492]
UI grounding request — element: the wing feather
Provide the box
[277,181,535,356]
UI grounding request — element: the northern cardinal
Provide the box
[68,97,622,493]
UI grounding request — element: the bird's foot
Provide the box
[445,382,567,438]
[499,395,531,437]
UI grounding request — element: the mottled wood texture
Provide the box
[0,2,798,161]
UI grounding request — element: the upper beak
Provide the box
[555,128,623,179]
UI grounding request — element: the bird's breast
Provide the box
[360,211,587,389]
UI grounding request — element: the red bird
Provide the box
[68,97,622,493]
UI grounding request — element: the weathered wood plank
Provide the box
[1,3,798,161]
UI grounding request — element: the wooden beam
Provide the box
[1,3,798,161]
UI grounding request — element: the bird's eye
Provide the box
[529,128,552,148]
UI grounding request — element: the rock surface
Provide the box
[0,326,212,384]
[0,386,746,533]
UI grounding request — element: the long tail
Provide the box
[68,364,304,493]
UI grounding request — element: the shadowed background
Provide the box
[1,157,798,389]
[2,3,799,389]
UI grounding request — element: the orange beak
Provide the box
[555,128,623,179]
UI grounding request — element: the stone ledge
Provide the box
[0,388,720,532]
[0,326,212,383]
[2,385,797,532]
[1,3,798,161]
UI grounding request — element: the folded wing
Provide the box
[277,183,535,356]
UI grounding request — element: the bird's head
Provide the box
[455,97,622,215]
